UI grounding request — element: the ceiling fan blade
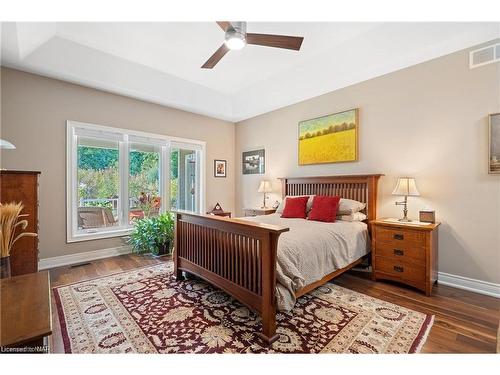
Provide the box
[246,33,303,51]
[216,21,232,32]
[201,44,229,69]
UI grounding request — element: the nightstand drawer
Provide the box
[244,209,258,217]
[374,226,426,248]
[375,241,426,265]
[375,256,426,284]
[243,208,276,217]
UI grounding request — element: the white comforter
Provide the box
[241,213,369,311]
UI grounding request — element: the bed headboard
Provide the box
[279,174,383,222]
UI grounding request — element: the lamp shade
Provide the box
[0,139,16,150]
[257,180,272,193]
[392,177,420,196]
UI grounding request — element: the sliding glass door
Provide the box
[170,143,202,213]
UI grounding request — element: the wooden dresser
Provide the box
[371,219,440,296]
[0,170,40,276]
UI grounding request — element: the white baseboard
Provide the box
[38,245,132,270]
[438,272,500,298]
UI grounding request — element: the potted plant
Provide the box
[0,202,37,278]
[127,212,174,257]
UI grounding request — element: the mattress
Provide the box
[241,213,370,311]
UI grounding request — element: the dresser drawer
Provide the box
[375,241,426,265]
[374,226,426,248]
[375,256,426,284]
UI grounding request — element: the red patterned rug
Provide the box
[53,262,433,353]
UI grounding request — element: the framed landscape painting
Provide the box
[489,113,500,174]
[242,149,265,175]
[298,108,359,165]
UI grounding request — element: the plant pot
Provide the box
[0,256,11,279]
[154,241,172,257]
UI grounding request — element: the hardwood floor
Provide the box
[48,254,499,353]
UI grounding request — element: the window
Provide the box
[67,121,205,242]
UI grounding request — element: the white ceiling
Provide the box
[1,22,499,122]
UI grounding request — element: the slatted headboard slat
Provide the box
[279,174,383,222]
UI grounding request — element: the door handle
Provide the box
[393,233,404,240]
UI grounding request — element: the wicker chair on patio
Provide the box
[78,207,118,229]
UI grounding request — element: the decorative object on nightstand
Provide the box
[257,180,272,208]
[371,219,440,296]
[419,209,436,223]
[206,202,231,217]
[243,207,277,217]
[392,177,420,222]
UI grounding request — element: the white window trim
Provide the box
[66,120,206,243]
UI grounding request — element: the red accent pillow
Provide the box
[308,195,341,222]
[281,196,309,219]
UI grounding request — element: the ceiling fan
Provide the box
[201,21,304,69]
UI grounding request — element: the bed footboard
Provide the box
[173,211,289,344]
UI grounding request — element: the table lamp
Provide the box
[392,177,420,222]
[0,139,16,149]
[258,180,272,209]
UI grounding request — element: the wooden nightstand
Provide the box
[206,210,231,218]
[370,219,440,296]
[243,208,277,217]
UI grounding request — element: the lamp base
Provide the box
[398,218,412,222]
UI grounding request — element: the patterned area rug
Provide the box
[53,262,433,353]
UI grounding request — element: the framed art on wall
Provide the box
[242,149,265,175]
[298,108,359,165]
[489,113,500,174]
[214,159,227,177]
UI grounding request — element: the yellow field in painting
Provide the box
[299,129,356,164]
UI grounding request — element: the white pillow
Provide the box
[337,198,366,215]
[276,195,315,214]
[337,212,367,222]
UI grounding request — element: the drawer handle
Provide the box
[393,265,404,273]
[393,249,404,256]
[393,233,404,240]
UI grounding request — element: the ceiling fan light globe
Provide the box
[224,31,246,50]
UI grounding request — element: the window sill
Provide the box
[67,227,133,243]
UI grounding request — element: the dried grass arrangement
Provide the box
[0,202,37,258]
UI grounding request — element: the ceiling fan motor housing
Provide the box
[225,22,247,50]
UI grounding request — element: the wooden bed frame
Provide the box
[174,174,382,344]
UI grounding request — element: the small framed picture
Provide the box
[242,149,265,175]
[214,159,227,178]
[489,113,500,174]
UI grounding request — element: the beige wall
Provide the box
[236,43,500,284]
[0,68,235,259]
